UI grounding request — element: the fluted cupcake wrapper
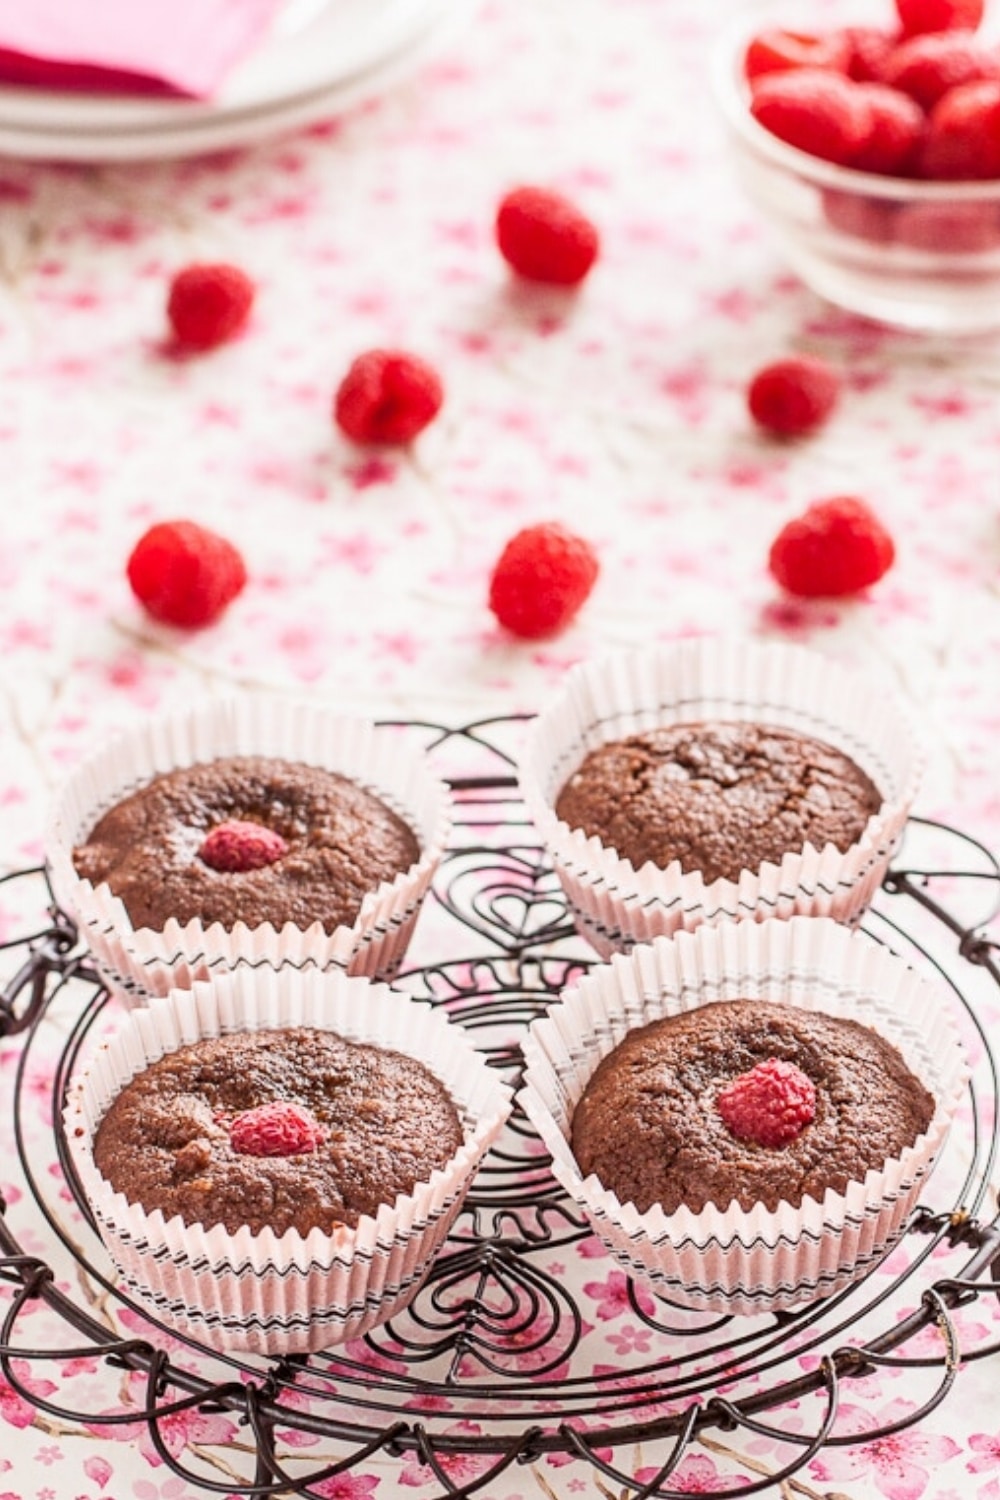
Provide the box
[518,638,922,956]
[518,916,967,1314]
[46,697,452,1001]
[64,969,513,1354]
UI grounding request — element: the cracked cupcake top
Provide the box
[72,754,419,935]
[570,1000,934,1215]
[92,1027,463,1237]
[554,721,882,884]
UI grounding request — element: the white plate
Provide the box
[0,0,451,142]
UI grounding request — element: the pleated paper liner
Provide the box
[518,638,923,957]
[46,697,452,1001]
[64,968,513,1355]
[518,916,967,1315]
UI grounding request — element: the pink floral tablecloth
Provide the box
[2,0,1000,1496]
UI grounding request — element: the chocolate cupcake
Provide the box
[65,969,513,1354]
[519,917,966,1314]
[570,1000,934,1216]
[47,698,451,999]
[519,639,922,956]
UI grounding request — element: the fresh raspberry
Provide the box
[166,263,255,351]
[850,84,926,173]
[229,1102,327,1158]
[334,349,444,445]
[883,31,999,111]
[920,79,1000,179]
[717,1058,817,1149]
[838,26,900,83]
[495,186,600,287]
[749,68,874,165]
[768,496,896,598]
[488,522,599,638]
[896,0,984,37]
[894,199,1000,249]
[744,29,852,83]
[199,820,288,873]
[126,520,247,629]
[821,188,898,243]
[747,355,841,438]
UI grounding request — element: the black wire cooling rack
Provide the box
[2,716,1000,1500]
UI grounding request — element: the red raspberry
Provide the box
[747,355,841,438]
[749,69,874,165]
[229,1102,327,1158]
[744,29,852,83]
[821,188,898,243]
[920,79,1000,179]
[896,0,984,36]
[334,350,444,445]
[166,263,255,351]
[199,820,288,873]
[894,199,1000,249]
[768,496,895,598]
[126,520,247,629]
[883,31,999,111]
[488,522,599,639]
[495,186,600,287]
[851,84,925,173]
[717,1058,817,1149]
[838,26,900,83]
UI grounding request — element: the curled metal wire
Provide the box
[1,719,999,1500]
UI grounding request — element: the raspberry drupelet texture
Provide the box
[228,1101,328,1158]
[744,29,853,82]
[166,263,255,351]
[488,522,599,638]
[495,186,600,286]
[921,79,1000,178]
[334,350,444,444]
[883,31,1000,112]
[198,820,288,874]
[768,496,896,598]
[747,355,841,437]
[126,520,247,629]
[895,0,984,36]
[716,1057,817,1148]
[749,68,874,165]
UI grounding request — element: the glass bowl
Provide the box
[714,16,1000,333]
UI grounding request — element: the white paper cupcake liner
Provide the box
[46,697,452,1001]
[519,639,922,956]
[64,969,513,1354]
[518,916,967,1315]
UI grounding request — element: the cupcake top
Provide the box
[570,999,935,1215]
[554,721,882,884]
[92,1025,464,1237]
[72,754,420,934]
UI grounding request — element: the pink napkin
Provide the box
[0,0,289,99]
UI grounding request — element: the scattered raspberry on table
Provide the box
[488,522,599,638]
[166,263,255,351]
[768,496,896,598]
[229,1102,328,1158]
[747,355,841,437]
[126,519,247,628]
[199,820,288,873]
[717,1058,817,1148]
[334,349,444,444]
[495,186,600,286]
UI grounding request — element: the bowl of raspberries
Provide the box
[716,0,1000,330]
